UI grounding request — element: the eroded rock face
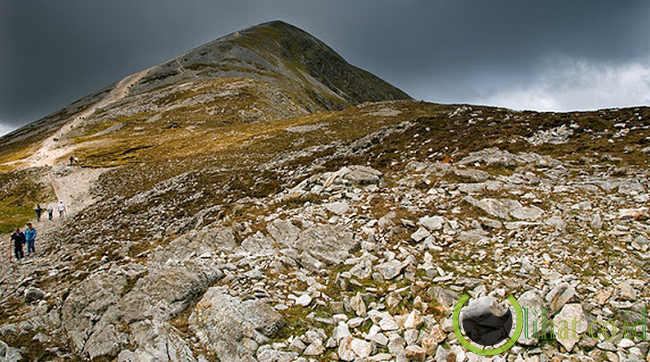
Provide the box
[62,261,223,360]
[62,264,132,354]
[189,287,285,361]
[118,320,196,362]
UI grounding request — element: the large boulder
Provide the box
[240,231,277,256]
[458,148,559,167]
[189,287,285,361]
[288,165,383,196]
[61,264,134,355]
[0,340,22,362]
[269,222,357,265]
[464,196,544,220]
[62,262,223,360]
[341,165,383,185]
[151,226,237,262]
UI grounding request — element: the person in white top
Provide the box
[57,201,66,218]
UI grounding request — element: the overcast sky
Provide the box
[2,0,649,135]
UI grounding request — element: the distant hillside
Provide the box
[131,20,411,108]
[0,20,410,169]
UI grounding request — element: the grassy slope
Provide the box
[42,99,646,247]
[0,169,55,234]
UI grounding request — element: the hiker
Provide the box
[35,204,43,222]
[24,223,37,256]
[47,206,54,220]
[58,200,66,218]
[11,228,25,261]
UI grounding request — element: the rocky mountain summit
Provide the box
[0,21,649,362]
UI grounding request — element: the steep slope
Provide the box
[130,20,411,108]
[0,20,409,170]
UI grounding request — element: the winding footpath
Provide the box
[2,67,153,280]
[24,67,153,169]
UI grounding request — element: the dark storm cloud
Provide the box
[2,0,649,134]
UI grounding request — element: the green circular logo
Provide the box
[452,294,523,356]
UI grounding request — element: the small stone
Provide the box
[24,287,45,303]
[618,338,635,349]
[422,332,438,355]
[404,329,419,345]
[303,341,325,356]
[350,292,367,317]
[325,201,349,215]
[295,294,312,307]
[418,216,445,231]
[289,338,307,353]
[333,322,352,342]
[337,337,356,361]
[597,341,617,352]
[517,290,544,346]
[545,215,566,231]
[326,337,337,349]
[333,314,348,323]
[387,334,405,355]
[434,345,449,362]
[370,332,388,346]
[619,280,637,300]
[595,289,612,305]
[590,213,603,229]
[411,227,431,242]
[553,304,588,352]
[379,315,399,331]
[338,337,372,361]
[347,317,364,328]
[376,260,404,280]
[404,345,426,361]
[386,293,401,309]
[606,351,619,362]
[546,283,575,313]
[428,325,447,344]
[404,310,423,329]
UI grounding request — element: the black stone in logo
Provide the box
[462,308,513,346]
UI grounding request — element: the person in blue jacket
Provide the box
[24,223,37,256]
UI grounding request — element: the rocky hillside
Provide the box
[0,21,649,362]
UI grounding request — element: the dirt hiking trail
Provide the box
[23,66,153,169]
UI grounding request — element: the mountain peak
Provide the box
[130,21,410,108]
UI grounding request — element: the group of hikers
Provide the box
[11,223,37,261]
[9,201,67,262]
[33,200,66,222]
